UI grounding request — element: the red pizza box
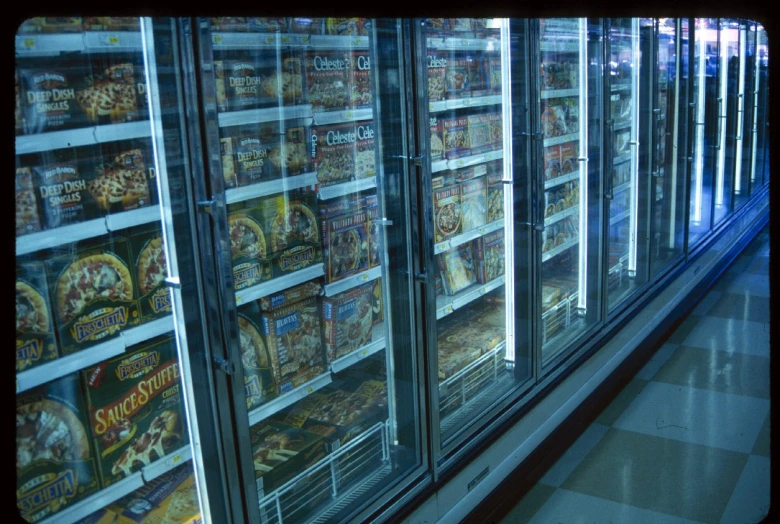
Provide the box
[259,296,326,394]
[236,311,279,410]
[82,334,188,488]
[16,256,59,372]
[322,208,370,284]
[127,224,172,325]
[467,113,492,156]
[427,50,447,102]
[322,283,373,363]
[442,115,471,159]
[544,144,562,181]
[304,50,350,113]
[16,372,100,523]
[46,234,140,355]
[445,54,471,100]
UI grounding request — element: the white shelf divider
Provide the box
[323,266,382,297]
[544,205,579,227]
[226,172,318,205]
[218,105,313,128]
[318,176,377,201]
[330,323,386,374]
[541,237,579,263]
[610,209,631,226]
[309,35,369,49]
[16,315,174,394]
[312,108,373,126]
[429,100,448,113]
[544,170,580,189]
[16,33,85,56]
[543,132,580,148]
[235,264,325,306]
[434,219,504,255]
[248,373,333,426]
[540,88,579,100]
[106,206,161,232]
[447,149,503,171]
[445,95,503,110]
[16,121,152,155]
[83,31,143,52]
[431,160,449,173]
[142,445,193,482]
[38,472,145,524]
[436,274,506,320]
[613,181,631,195]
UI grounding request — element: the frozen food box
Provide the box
[257,279,322,312]
[326,18,370,36]
[349,50,372,109]
[265,192,322,278]
[304,50,350,113]
[437,322,483,381]
[90,140,156,214]
[29,149,98,229]
[82,335,188,488]
[454,163,487,183]
[83,17,140,31]
[366,194,382,268]
[236,312,278,411]
[16,167,42,236]
[17,60,86,133]
[474,228,505,284]
[428,51,447,102]
[438,243,476,296]
[467,113,492,156]
[17,17,83,34]
[249,419,327,494]
[227,202,272,291]
[260,296,325,394]
[128,224,172,325]
[246,18,288,32]
[445,54,471,100]
[432,169,457,191]
[560,141,578,175]
[449,18,473,36]
[220,123,284,188]
[109,463,201,524]
[312,121,358,187]
[486,54,503,95]
[486,161,505,223]
[442,115,471,159]
[433,183,462,243]
[16,373,100,523]
[465,53,489,98]
[15,69,23,135]
[16,257,59,372]
[323,207,369,283]
[289,17,325,34]
[322,283,374,363]
[488,112,503,150]
[46,234,140,355]
[429,115,445,161]
[460,175,487,232]
[544,144,562,181]
[214,52,304,112]
[372,277,384,325]
[209,17,247,32]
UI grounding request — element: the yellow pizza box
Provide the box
[109,465,201,524]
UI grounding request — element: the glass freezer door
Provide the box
[417,18,532,454]
[193,17,424,523]
[713,18,739,226]
[15,17,212,523]
[734,20,754,209]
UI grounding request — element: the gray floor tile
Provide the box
[721,273,771,298]
[612,382,769,453]
[652,345,770,399]
[539,423,610,487]
[745,255,769,275]
[528,489,704,524]
[498,483,556,524]
[706,293,771,324]
[680,316,770,357]
[561,428,747,524]
[751,413,770,457]
[719,455,771,524]
[596,379,649,426]
[692,291,725,317]
[666,314,703,345]
[636,343,679,381]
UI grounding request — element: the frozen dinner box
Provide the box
[16,256,59,372]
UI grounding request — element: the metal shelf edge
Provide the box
[38,472,144,524]
[541,237,579,263]
[323,266,382,297]
[318,176,377,201]
[235,264,325,305]
[543,133,580,148]
[544,170,580,189]
[330,332,387,374]
[142,445,193,482]
[218,105,313,127]
[248,373,333,426]
[226,172,318,204]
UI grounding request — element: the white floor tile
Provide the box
[528,489,704,524]
[613,382,769,453]
[692,291,724,316]
[719,455,771,524]
[539,423,610,487]
[681,316,770,357]
[636,343,679,381]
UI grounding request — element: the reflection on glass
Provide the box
[424,18,519,445]
[714,20,738,225]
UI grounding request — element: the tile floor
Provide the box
[500,228,770,524]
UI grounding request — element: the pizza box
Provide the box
[74,507,118,524]
[442,115,471,159]
[16,373,100,523]
[83,17,141,31]
[289,17,325,34]
[429,114,444,161]
[461,175,487,233]
[17,17,83,34]
[487,112,503,150]
[322,283,373,363]
[17,59,90,134]
[209,17,247,32]
[16,167,43,236]
[249,419,327,494]
[82,334,188,488]
[467,113,492,156]
[94,139,157,213]
[257,279,322,312]
[438,243,476,296]
[437,323,485,381]
[261,191,323,279]
[322,207,370,284]
[304,50,350,113]
[318,191,367,220]
[348,49,372,109]
[227,200,272,291]
[433,184,462,244]
[427,50,447,102]
[109,463,201,524]
[127,224,172,325]
[366,195,382,269]
[214,51,305,113]
[312,121,376,187]
[16,256,59,372]
[257,296,326,394]
[245,18,288,32]
[474,228,505,284]
[325,18,370,36]
[46,234,140,355]
[236,311,278,410]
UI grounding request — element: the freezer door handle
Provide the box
[213,357,234,375]
[519,222,544,231]
[414,272,428,283]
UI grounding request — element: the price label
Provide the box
[107,35,120,46]
[429,103,434,112]
[213,35,223,44]
[344,111,353,120]
[300,36,310,44]
[281,36,291,44]
[307,387,314,394]
[461,39,469,46]
[235,295,243,305]
[361,273,369,281]
[265,36,274,44]
[361,349,369,357]
[22,38,36,50]
[353,38,362,46]
[169,453,182,465]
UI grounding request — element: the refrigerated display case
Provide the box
[189,17,424,523]
[14,17,209,524]
[753,24,769,189]
[733,20,754,209]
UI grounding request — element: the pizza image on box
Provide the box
[323,209,369,283]
[305,51,350,113]
[88,158,151,212]
[17,259,58,372]
[269,202,319,253]
[433,184,461,243]
[322,284,373,362]
[229,214,267,259]
[17,373,100,523]
[238,314,278,410]
[438,244,476,296]
[16,167,42,236]
[130,225,172,323]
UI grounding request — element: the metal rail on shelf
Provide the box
[257,421,390,524]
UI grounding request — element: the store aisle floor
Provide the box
[499,228,771,524]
